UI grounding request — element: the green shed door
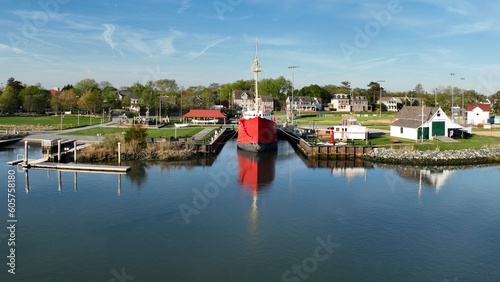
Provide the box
[432,121,445,136]
[418,127,429,140]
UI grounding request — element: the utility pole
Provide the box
[288,65,300,126]
[377,80,385,117]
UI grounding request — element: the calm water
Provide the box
[1,140,500,282]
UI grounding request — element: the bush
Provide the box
[124,124,148,150]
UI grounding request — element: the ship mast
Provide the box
[252,39,262,112]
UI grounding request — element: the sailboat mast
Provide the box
[252,39,262,112]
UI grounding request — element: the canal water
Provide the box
[1,140,500,281]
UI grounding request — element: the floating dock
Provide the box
[7,140,129,174]
[23,162,130,174]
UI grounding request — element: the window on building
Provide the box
[400,127,403,134]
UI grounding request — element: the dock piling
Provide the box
[118,142,121,165]
[24,141,28,166]
[74,141,77,164]
[57,140,61,163]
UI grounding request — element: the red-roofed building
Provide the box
[49,87,59,97]
[466,103,491,125]
[183,109,226,124]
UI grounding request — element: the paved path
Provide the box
[24,117,118,143]
[22,118,224,143]
[434,136,459,143]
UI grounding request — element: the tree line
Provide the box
[1,77,499,115]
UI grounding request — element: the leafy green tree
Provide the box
[99,81,112,90]
[101,86,119,109]
[155,79,179,114]
[322,84,339,99]
[139,81,158,115]
[299,84,327,100]
[61,84,73,91]
[20,85,50,113]
[340,81,351,93]
[77,91,96,111]
[122,95,131,109]
[232,79,253,91]
[6,77,24,95]
[74,78,98,95]
[259,76,291,100]
[50,96,61,114]
[413,83,425,94]
[59,89,78,112]
[0,85,20,112]
[489,91,500,113]
[127,82,146,94]
[367,81,383,107]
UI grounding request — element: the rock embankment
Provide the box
[362,148,500,165]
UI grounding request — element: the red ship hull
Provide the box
[237,116,278,152]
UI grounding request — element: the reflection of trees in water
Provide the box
[124,156,217,189]
[125,161,147,189]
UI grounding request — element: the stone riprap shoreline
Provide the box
[362,147,500,165]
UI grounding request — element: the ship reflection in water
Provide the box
[237,148,277,240]
[237,148,277,192]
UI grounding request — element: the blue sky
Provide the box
[1,0,500,95]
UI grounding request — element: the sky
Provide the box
[1,0,500,95]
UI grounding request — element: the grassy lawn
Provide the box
[61,127,203,138]
[295,112,395,128]
[413,135,500,151]
[0,115,108,129]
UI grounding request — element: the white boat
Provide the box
[174,123,190,128]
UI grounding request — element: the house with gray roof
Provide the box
[286,96,322,111]
[379,97,403,112]
[390,106,463,141]
[232,90,274,112]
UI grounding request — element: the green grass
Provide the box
[294,113,395,128]
[62,127,203,138]
[313,131,500,151]
[0,115,108,129]
[413,135,500,151]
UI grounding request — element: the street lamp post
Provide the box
[461,77,465,122]
[377,80,385,117]
[288,66,300,126]
[450,73,455,121]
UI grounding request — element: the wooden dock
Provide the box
[23,162,130,174]
[278,127,373,159]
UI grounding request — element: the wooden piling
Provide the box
[24,141,28,165]
[57,140,61,163]
[118,142,121,165]
[74,141,77,164]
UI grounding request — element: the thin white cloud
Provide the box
[0,43,24,54]
[102,24,124,56]
[155,29,185,56]
[243,35,298,46]
[351,57,398,71]
[178,0,191,14]
[187,36,231,60]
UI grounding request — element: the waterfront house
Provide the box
[286,96,322,111]
[378,97,403,112]
[351,95,369,112]
[328,94,351,112]
[390,106,463,141]
[232,90,274,112]
[466,103,491,125]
